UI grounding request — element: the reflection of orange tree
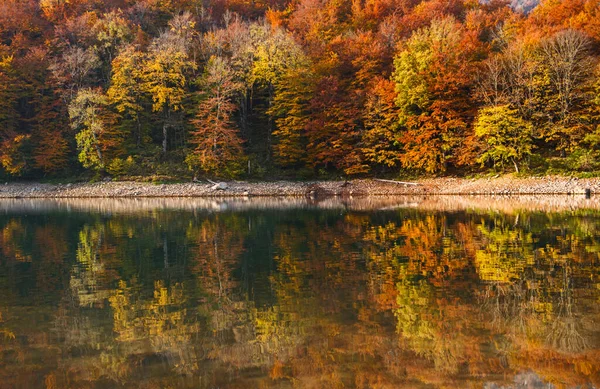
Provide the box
[0,219,32,263]
[249,216,410,388]
[187,216,245,302]
[185,214,279,380]
[253,214,498,387]
[34,225,69,295]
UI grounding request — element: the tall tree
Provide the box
[393,17,477,173]
[69,88,121,171]
[186,56,245,178]
[269,66,315,168]
[361,77,402,171]
[140,13,196,154]
[107,45,146,148]
[539,29,594,152]
[474,105,534,173]
[0,55,28,176]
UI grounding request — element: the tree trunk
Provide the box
[162,122,168,153]
[162,105,170,154]
[512,157,519,173]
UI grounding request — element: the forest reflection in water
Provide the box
[0,197,598,388]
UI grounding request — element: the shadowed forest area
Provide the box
[1,0,600,180]
[0,203,598,388]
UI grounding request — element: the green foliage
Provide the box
[70,88,123,171]
[270,66,314,168]
[475,105,534,173]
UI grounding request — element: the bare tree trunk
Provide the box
[162,122,168,154]
[163,104,170,154]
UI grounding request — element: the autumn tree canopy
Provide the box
[1,0,600,179]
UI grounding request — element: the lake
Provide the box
[0,197,598,388]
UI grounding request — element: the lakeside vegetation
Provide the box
[1,0,600,181]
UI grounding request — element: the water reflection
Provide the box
[0,198,598,388]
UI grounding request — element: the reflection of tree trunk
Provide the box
[213,228,223,300]
[546,266,589,353]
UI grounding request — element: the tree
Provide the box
[93,11,132,66]
[269,66,314,168]
[0,55,28,176]
[361,77,401,171]
[50,46,101,101]
[69,88,121,171]
[186,56,245,178]
[107,45,146,148]
[248,22,307,162]
[474,105,533,173]
[393,17,477,174]
[140,13,196,154]
[33,93,70,174]
[539,29,594,152]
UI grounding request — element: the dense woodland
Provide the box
[1,0,600,180]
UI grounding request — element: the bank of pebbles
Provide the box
[0,177,597,198]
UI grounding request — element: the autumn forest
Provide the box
[1,0,600,180]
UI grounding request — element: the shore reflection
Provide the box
[0,198,598,388]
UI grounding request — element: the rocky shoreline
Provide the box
[0,176,598,198]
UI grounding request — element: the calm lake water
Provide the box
[0,197,598,388]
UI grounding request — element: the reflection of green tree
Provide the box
[71,224,111,307]
[475,217,600,386]
[394,269,467,374]
[109,279,202,375]
[475,221,534,283]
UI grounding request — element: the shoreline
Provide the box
[1,194,598,215]
[0,176,598,198]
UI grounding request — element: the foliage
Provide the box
[69,88,122,171]
[0,0,599,179]
[186,56,245,178]
[393,17,476,173]
[474,105,534,173]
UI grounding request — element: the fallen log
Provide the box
[374,179,420,186]
[206,178,228,190]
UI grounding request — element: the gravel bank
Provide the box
[0,176,597,198]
